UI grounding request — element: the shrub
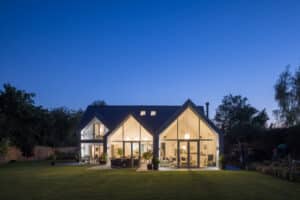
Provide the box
[0,138,9,157]
[152,157,160,170]
[281,168,289,179]
[117,148,123,157]
[99,153,107,164]
[142,151,152,162]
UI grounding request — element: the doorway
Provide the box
[124,141,140,159]
[124,141,140,167]
[178,140,199,168]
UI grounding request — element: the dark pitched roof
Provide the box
[79,99,221,136]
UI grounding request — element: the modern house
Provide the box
[79,99,223,169]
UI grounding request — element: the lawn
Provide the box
[0,162,299,200]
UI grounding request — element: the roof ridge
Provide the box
[89,105,183,107]
[87,105,204,107]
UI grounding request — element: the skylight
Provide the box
[140,110,146,116]
[150,110,157,116]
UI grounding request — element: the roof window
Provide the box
[150,110,157,116]
[140,110,146,116]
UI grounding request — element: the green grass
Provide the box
[0,162,299,200]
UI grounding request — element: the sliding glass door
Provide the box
[178,141,199,168]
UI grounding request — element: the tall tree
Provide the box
[0,138,9,157]
[0,83,37,157]
[0,83,83,157]
[274,66,300,126]
[293,66,300,122]
[48,107,82,147]
[215,94,268,136]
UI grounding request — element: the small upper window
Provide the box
[150,110,157,116]
[140,110,146,116]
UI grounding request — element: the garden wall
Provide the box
[0,146,77,163]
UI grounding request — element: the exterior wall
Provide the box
[55,147,78,154]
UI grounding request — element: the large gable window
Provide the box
[81,118,107,140]
[159,107,218,168]
[109,116,153,163]
[178,108,200,139]
[94,123,105,139]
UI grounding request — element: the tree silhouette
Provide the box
[274,65,300,127]
[215,94,268,136]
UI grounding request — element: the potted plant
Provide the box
[117,148,123,158]
[142,151,153,170]
[111,148,124,168]
[152,156,160,170]
[99,153,107,165]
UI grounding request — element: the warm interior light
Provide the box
[184,133,190,139]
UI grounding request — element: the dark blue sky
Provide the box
[1,1,300,121]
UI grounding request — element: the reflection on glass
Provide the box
[132,143,139,158]
[124,143,131,158]
[189,142,198,167]
[179,142,188,168]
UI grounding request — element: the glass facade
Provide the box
[108,116,153,159]
[80,118,107,163]
[159,107,218,168]
[80,143,104,163]
[80,118,107,140]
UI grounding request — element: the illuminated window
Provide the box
[140,110,146,116]
[150,110,156,116]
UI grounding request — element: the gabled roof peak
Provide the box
[183,99,195,106]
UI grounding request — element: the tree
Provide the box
[47,107,82,147]
[0,83,37,157]
[292,66,300,122]
[0,83,83,157]
[274,66,300,127]
[215,94,269,136]
[0,138,9,157]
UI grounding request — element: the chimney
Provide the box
[205,102,209,119]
